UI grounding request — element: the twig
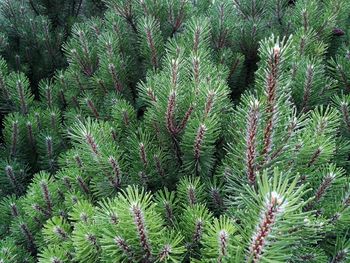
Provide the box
[75,0,83,17]
[29,0,39,15]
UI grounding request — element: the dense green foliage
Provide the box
[0,0,105,89]
[0,0,350,262]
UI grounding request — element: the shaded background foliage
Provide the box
[0,0,105,140]
[0,0,106,92]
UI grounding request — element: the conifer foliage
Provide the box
[0,0,350,262]
[0,0,105,89]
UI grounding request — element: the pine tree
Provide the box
[0,0,350,262]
